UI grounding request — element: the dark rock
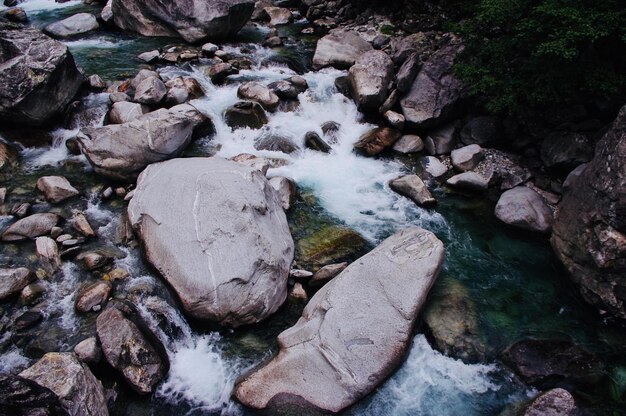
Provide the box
[460,116,503,146]
[255,134,299,154]
[304,131,331,153]
[1,7,28,24]
[15,310,43,330]
[540,131,593,173]
[0,374,68,416]
[395,52,420,93]
[446,172,490,191]
[353,127,401,156]
[269,176,295,210]
[297,225,368,270]
[224,101,268,129]
[205,62,238,83]
[424,123,457,155]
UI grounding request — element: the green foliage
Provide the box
[454,0,626,113]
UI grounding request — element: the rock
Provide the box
[423,278,485,363]
[495,186,553,233]
[36,237,61,275]
[201,42,218,56]
[290,269,313,279]
[262,6,292,25]
[353,127,402,156]
[460,116,503,146]
[78,105,205,181]
[19,352,108,416]
[109,92,129,103]
[1,7,28,24]
[562,163,587,191]
[15,310,42,330]
[297,226,368,270]
[72,212,95,238]
[308,262,347,288]
[551,106,626,322]
[400,45,465,128]
[127,157,294,326]
[165,86,189,107]
[446,172,489,191]
[288,282,308,303]
[44,13,99,38]
[321,120,340,140]
[36,176,79,203]
[129,69,159,90]
[451,144,484,172]
[501,338,603,390]
[0,23,84,126]
[137,50,160,63]
[420,156,448,178]
[77,251,112,271]
[0,267,33,300]
[522,388,577,416]
[100,0,113,24]
[108,101,148,124]
[11,202,30,218]
[269,176,296,210]
[383,111,405,130]
[75,281,112,313]
[268,77,307,99]
[74,337,102,365]
[96,305,166,394]
[224,101,268,130]
[88,75,106,91]
[19,282,45,306]
[110,0,255,43]
[237,82,280,111]
[304,131,332,153]
[540,132,593,173]
[393,135,424,153]
[256,134,299,154]
[0,141,18,170]
[390,175,436,207]
[234,227,444,414]
[395,52,420,93]
[230,153,272,175]
[348,50,394,112]
[2,213,59,242]
[424,123,457,155]
[0,374,68,416]
[205,62,238,84]
[312,31,373,69]
[133,76,166,106]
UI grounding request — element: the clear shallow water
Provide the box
[1,1,625,415]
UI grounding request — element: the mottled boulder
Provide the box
[446,172,489,191]
[520,388,577,416]
[540,131,593,173]
[0,22,84,126]
[74,337,102,365]
[96,306,165,394]
[400,45,465,128]
[224,101,268,129]
[424,123,457,155]
[0,267,34,300]
[551,106,626,322]
[234,228,444,414]
[297,226,368,270]
[36,176,79,203]
[127,157,294,326]
[348,50,394,112]
[2,213,59,242]
[238,81,280,111]
[353,127,402,156]
[108,101,148,124]
[495,186,553,233]
[111,0,255,43]
[393,134,423,153]
[44,13,99,38]
[0,374,68,416]
[451,144,484,172]
[19,352,108,416]
[312,31,373,69]
[75,281,112,313]
[133,76,166,106]
[390,175,436,207]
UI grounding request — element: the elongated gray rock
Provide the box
[111,0,255,43]
[44,13,99,38]
[19,352,108,416]
[312,31,373,69]
[0,22,84,126]
[348,50,394,112]
[451,144,484,172]
[235,227,444,414]
[128,157,294,326]
[390,175,436,207]
[36,176,79,203]
[1,213,59,242]
[495,186,552,233]
[0,267,34,300]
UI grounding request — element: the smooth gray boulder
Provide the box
[234,227,444,414]
[108,101,148,124]
[312,31,373,69]
[451,144,484,172]
[348,50,394,112]
[390,175,436,207]
[393,134,424,153]
[44,13,99,38]
[237,82,279,111]
[495,186,553,233]
[127,157,294,326]
[1,213,59,242]
[133,76,167,106]
[421,156,448,178]
[0,267,34,300]
[19,352,108,416]
[111,0,255,43]
[36,176,79,203]
[400,45,465,128]
[0,22,84,126]
[77,104,207,181]
[446,172,489,191]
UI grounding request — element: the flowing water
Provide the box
[1,1,625,415]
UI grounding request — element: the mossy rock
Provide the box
[296,226,368,271]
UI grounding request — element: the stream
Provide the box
[1,1,625,415]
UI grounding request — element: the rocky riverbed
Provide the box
[0,1,625,415]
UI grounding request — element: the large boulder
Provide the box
[237,81,279,111]
[234,228,444,414]
[400,45,465,128]
[0,267,34,300]
[1,213,59,242]
[19,352,108,416]
[312,31,373,70]
[0,374,68,416]
[110,0,255,43]
[0,22,84,126]
[540,131,593,173]
[348,50,394,112]
[44,13,100,38]
[551,106,626,322]
[77,104,207,181]
[127,157,294,326]
[495,186,553,233]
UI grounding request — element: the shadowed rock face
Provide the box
[0,374,69,416]
[128,157,294,327]
[111,0,255,43]
[235,227,444,414]
[551,105,626,322]
[0,22,84,127]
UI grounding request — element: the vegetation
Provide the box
[453,0,626,113]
